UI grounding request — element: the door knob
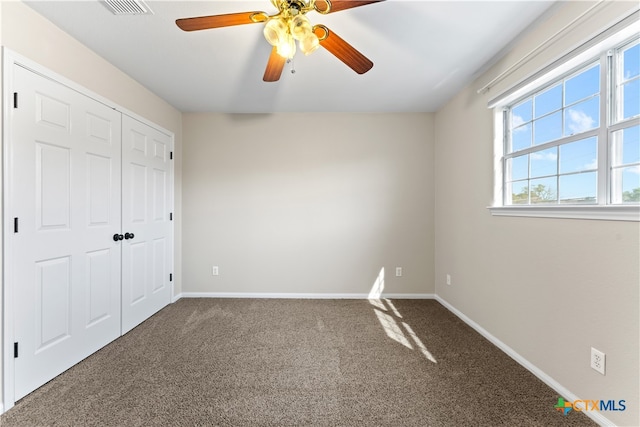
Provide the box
[124,232,135,240]
[113,233,124,242]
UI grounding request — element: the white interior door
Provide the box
[10,65,122,400]
[121,115,172,334]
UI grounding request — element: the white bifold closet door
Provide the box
[11,65,123,400]
[9,64,171,400]
[121,115,172,334]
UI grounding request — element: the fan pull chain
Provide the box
[288,58,296,74]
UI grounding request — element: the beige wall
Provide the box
[182,113,435,296]
[1,0,183,407]
[434,2,639,426]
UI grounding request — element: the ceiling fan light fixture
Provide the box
[299,33,320,55]
[176,0,382,81]
[289,14,312,40]
[276,34,296,59]
[263,18,288,46]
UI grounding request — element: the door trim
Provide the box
[2,48,175,412]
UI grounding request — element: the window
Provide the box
[611,39,640,204]
[506,62,601,205]
[492,32,640,221]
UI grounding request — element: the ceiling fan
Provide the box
[176,0,385,82]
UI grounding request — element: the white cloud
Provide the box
[512,114,525,128]
[512,115,530,134]
[531,151,557,161]
[628,165,640,175]
[567,109,595,134]
[585,158,598,170]
[513,124,530,135]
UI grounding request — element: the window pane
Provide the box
[621,167,640,203]
[564,96,599,136]
[534,111,562,145]
[511,124,531,152]
[622,79,640,119]
[560,137,597,174]
[565,64,600,105]
[559,172,597,204]
[507,154,528,181]
[512,99,532,126]
[622,42,639,81]
[529,177,557,204]
[530,147,557,178]
[509,180,529,205]
[612,125,640,166]
[622,125,640,164]
[534,84,562,118]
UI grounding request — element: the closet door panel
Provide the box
[121,115,171,334]
[11,65,122,400]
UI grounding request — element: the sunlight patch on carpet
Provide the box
[374,309,413,349]
[402,322,437,363]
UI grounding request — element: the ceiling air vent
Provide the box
[103,0,153,15]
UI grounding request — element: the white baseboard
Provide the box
[171,293,182,303]
[434,295,616,427]
[180,292,435,300]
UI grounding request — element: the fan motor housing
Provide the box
[283,0,307,13]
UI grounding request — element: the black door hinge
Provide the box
[14,217,19,233]
[14,342,18,358]
[169,273,173,282]
[170,151,173,160]
[169,212,173,221]
[13,92,18,109]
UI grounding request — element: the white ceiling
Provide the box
[25,0,556,113]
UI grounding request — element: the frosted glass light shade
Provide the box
[289,15,312,40]
[299,33,320,55]
[264,18,288,46]
[277,35,296,58]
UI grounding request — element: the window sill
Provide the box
[488,205,640,221]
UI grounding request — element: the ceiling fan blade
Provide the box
[314,26,373,74]
[176,12,266,32]
[315,0,385,14]
[263,47,287,82]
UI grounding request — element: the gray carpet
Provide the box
[1,298,594,426]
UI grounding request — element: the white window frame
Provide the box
[489,20,640,222]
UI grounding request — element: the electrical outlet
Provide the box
[446,274,451,286]
[395,267,402,277]
[591,347,605,375]
[212,266,219,276]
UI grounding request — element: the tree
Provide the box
[623,187,640,202]
[512,184,556,204]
